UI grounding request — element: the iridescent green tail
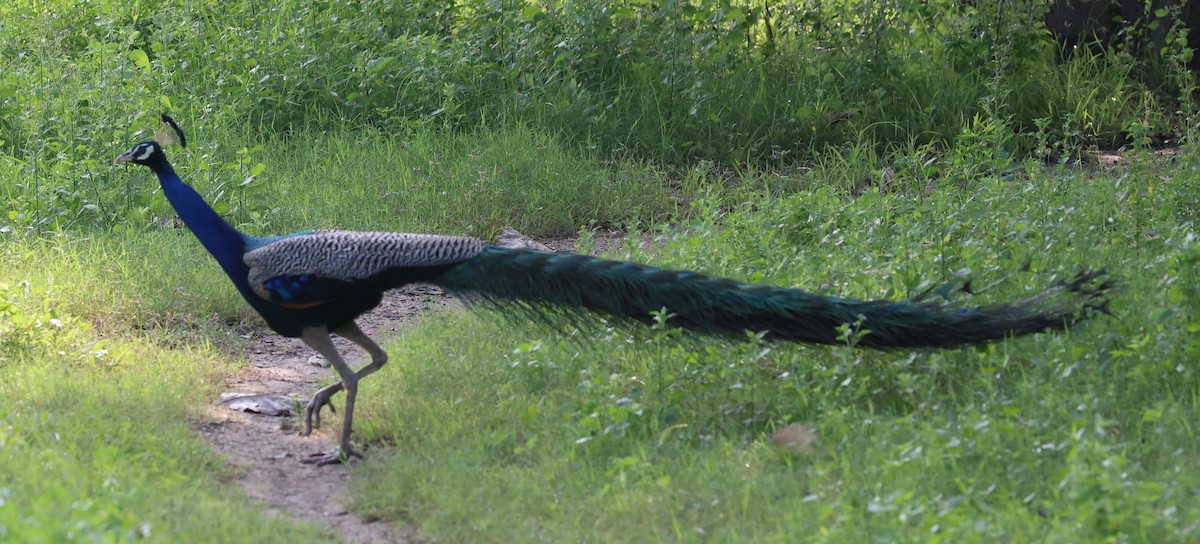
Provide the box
[434,247,1112,348]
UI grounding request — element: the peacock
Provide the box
[115,115,1111,465]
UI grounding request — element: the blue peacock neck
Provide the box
[151,159,257,297]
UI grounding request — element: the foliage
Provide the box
[254,125,678,237]
[348,144,1200,542]
[1,0,1189,169]
[0,237,334,542]
[1,0,1198,541]
[2,0,1192,234]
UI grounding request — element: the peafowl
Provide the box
[116,115,1111,465]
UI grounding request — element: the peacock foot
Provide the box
[300,447,363,466]
[302,391,338,436]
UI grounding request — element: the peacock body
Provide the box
[243,231,482,336]
[116,115,1111,465]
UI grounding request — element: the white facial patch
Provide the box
[135,144,155,160]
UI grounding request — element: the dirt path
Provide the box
[191,232,626,543]
[194,285,446,543]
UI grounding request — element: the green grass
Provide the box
[1,0,1187,183]
[3,127,1198,541]
[5,123,1199,541]
[2,1,1198,540]
[8,119,676,237]
[344,147,1200,542]
[6,104,1200,542]
[240,125,679,237]
[0,123,685,541]
[0,235,332,542]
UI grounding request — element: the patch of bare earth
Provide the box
[194,285,446,543]
[192,230,628,543]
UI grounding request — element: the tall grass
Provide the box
[1,0,1197,541]
[348,144,1200,542]
[1,0,1187,182]
[251,125,678,237]
[4,0,1189,235]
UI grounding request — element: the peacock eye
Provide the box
[135,144,155,160]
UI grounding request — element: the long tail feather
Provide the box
[434,247,1112,348]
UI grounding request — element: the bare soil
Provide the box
[194,285,445,543]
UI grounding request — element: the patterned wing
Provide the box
[243,230,484,305]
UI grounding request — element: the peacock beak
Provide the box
[114,152,134,165]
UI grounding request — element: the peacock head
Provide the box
[114,140,166,167]
[114,114,187,168]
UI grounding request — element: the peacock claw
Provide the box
[300,447,363,466]
[302,391,338,435]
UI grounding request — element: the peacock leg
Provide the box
[298,326,365,465]
[332,322,390,382]
[300,322,389,435]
